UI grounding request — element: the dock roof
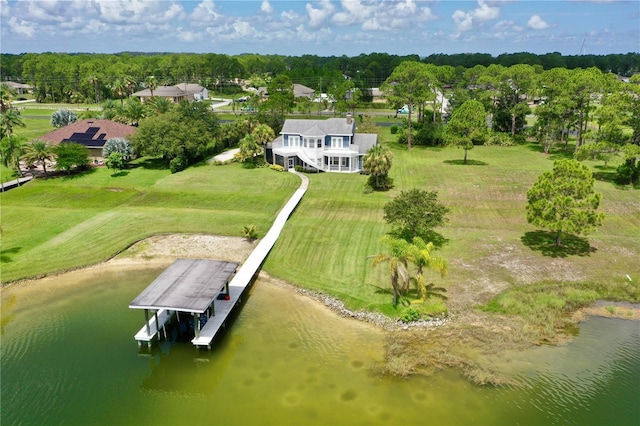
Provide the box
[129,259,238,314]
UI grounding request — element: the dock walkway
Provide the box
[191,171,308,348]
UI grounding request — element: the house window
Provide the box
[341,157,348,167]
[331,137,343,148]
[289,136,300,147]
[317,138,322,148]
[330,157,340,166]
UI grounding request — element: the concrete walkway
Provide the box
[0,175,33,192]
[209,148,239,163]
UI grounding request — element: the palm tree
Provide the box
[371,236,412,307]
[235,134,261,164]
[408,237,448,301]
[363,144,393,190]
[22,140,55,175]
[122,98,146,126]
[88,75,100,104]
[0,135,26,178]
[0,83,17,113]
[0,109,26,139]
[112,79,128,106]
[251,123,275,161]
[124,76,137,97]
[146,96,172,115]
[145,76,158,97]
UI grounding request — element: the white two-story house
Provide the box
[269,114,377,173]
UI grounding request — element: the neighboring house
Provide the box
[293,83,315,99]
[269,114,377,173]
[174,83,209,101]
[132,85,192,103]
[4,81,32,95]
[40,119,136,163]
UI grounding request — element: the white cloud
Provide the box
[7,16,37,38]
[0,0,9,18]
[452,0,501,31]
[260,0,274,14]
[306,0,335,27]
[190,0,221,23]
[527,15,550,30]
[494,20,523,32]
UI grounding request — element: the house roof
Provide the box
[293,83,315,98]
[3,81,31,90]
[353,134,378,153]
[129,259,239,314]
[132,85,188,98]
[174,83,206,94]
[39,119,136,148]
[281,117,355,136]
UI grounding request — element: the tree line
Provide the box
[1,51,638,104]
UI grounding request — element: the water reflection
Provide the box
[1,265,638,425]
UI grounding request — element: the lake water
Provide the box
[2,265,639,425]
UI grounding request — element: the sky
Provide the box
[1,0,638,57]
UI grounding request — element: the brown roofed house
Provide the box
[40,119,137,163]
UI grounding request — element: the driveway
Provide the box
[209,148,239,163]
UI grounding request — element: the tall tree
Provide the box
[22,140,55,175]
[526,159,605,246]
[382,61,434,149]
[265,75,294,121]
[444,99,488,164]
[371,236,412,307]
[408,237,448,302]
[145,75,158,97]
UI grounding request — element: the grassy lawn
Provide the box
[0,162,300,282]
[2,121,639,333]
[265,141,640,321]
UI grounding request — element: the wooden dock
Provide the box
[192,171,309,348]
[130,171,309,350]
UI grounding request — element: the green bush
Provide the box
[169,156,187,173]
[294,165,303,172]
[390,125,398,135]
[400,307,422,323]
[486,132,514,147]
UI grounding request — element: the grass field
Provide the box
[3,138,638,310]
[0,161,300,282]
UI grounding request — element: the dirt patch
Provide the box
[113,234,256,265]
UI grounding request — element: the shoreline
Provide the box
[5,233,638,382]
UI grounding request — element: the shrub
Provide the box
[51,109,77,128]
[242,224,258,241]
[390,125,398,135]
[103,137,133,161]
[486,132,513,147]
[169,156,187,173]
[269,164,284,172]
[400,307,422,323]
[294,165,303,172]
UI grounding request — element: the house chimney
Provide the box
[346,113,352,125]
